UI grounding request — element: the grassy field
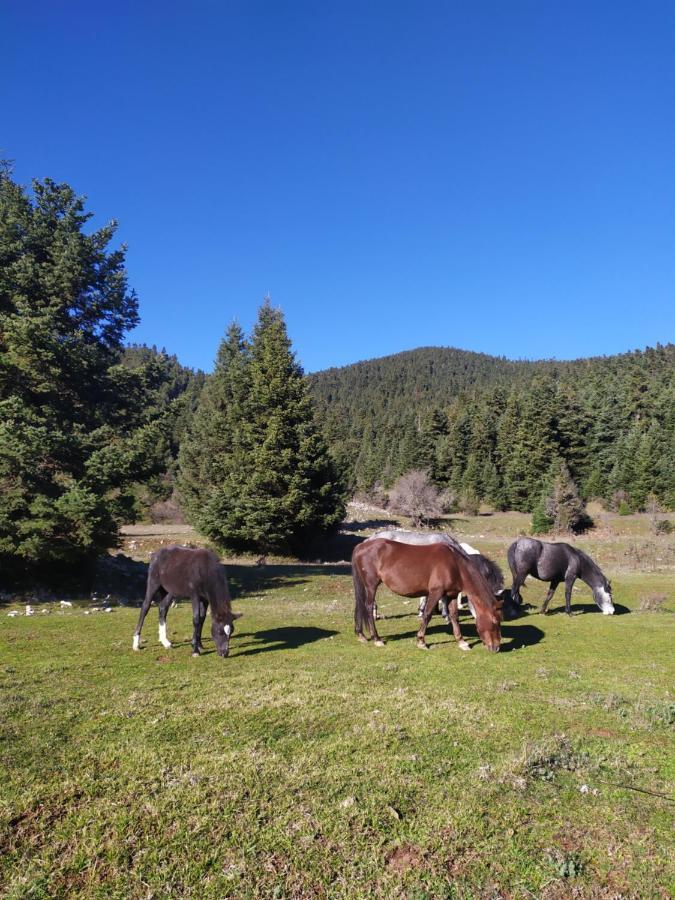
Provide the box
[1,510,673,898]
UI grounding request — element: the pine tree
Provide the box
[542,460,592,533]
[177,322,251,537]
[178,301,346,553]
[0,165,162,571]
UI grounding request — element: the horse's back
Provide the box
[510,537,579,580]
[149,545,223,595]
[355,539,460,596]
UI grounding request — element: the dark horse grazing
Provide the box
[352,539,502,652]
[133,545,241,656]
[508,537,614,616]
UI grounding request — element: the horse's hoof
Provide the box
[357,634,369,645]
[458,640,471,652]
[416,640,429,650]
[374,639,386,648]
[192,651,200,658]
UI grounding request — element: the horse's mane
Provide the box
[570,545,605,578]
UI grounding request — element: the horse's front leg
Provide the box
[416,591,443,650]
[191,598,207,656]
[133,582,164,651]
[448,596,471,651]
[541,580,560,614]
[158,594,174,648]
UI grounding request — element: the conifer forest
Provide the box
[1,165,674,573]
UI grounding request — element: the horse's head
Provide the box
[475,597,502,652]
[212,611,243,657]
[593,578,615,615]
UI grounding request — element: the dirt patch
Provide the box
[386,843,425,872]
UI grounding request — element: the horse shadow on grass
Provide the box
[234,626,339,657]
[538,602,631,617]
[383,619,545,652]
[169,625,338,657]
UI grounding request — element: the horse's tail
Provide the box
[506,540,518,579]
[352,551,368,635]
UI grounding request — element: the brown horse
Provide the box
[352,539,502,652]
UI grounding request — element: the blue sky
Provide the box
[4,1,674,373]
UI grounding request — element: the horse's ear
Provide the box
[232,611,243,619]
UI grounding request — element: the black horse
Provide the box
[507,537,614,616]
[133,545,241,657]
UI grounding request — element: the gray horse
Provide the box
[508,537,614,616]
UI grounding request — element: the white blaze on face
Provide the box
[597,586,615,614]
[224,623,231,636]
[132,634,140,651]
[159,622,172,648]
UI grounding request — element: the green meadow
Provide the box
[1,511,673,898]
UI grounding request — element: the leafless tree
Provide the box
[387,470,444,527]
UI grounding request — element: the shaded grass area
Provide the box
[2,560,674,899]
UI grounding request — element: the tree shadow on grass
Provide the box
[340,518,399,534]
[228,563,351,600]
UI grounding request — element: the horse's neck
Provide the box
[461,566,494,610]
[578,556,602,589]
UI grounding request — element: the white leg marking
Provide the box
[132,634,140,651]
[159,622,172,648]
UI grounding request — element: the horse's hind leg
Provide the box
[564,573,576,616]
[158,593,174,648]
[541,580,560,614]
[191,597,207,656]
[511,573,526,607]
[447,596,471,651]
[133,577,164,650]
[366,587,385,647]
[416,591,443,650]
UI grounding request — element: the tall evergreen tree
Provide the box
[178,322,251,535]
[178,301,346,552]
[0,165,162,570]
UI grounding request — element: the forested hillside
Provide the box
[308,344,675,511]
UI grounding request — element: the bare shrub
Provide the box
[647,494,673,535]
[150,496,185,524]
[639,593,667,612]
[387,470,444,527]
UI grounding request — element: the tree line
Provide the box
[1,165,672,576]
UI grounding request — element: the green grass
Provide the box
[1,520,674,898]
